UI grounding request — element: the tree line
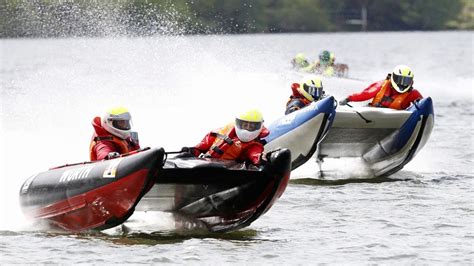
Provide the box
[1,0,472,38]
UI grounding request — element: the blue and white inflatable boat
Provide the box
[318,97,434,177]
[264,96,337,170]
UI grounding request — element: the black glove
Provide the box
[266,152,273,162]
[339,98,349,106]
[182,147,198,155]
[259,152,272,165]
[181,147,192,153]
[175,147,196,158]
[129,131,139,144]
[106,152,120,160]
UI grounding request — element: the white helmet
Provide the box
[235,109,264,143]
[101,106,132,139]
[391,65,414,93]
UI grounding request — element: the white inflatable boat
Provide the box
[318,97,434,177]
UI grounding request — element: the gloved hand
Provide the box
[106,152,120,160]
[175,147,196,158]
[339,97,349,106]
[198,153,212,159]
[182,147,198,155]
[129,131,139,145]
[181,147,193,153]
[259,152,272,164]
[265,152,273,162]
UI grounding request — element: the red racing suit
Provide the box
[285,83,312,114]
[193,123,270,166]
[89,117,140,161]
[347,78,423,110]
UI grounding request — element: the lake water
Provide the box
[1,31,473,264]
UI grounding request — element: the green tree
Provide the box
[188,0,267,33]
[263,0,331,32]
[0,0,469,37]
[368,0,463,30]
[400,0,463,30]
[446,0,473,29]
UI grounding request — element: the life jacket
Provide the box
[285,98,307,115]
[322,66,335,76]
[287,83,312,105]
[311,62,335,76]
[205,123,267,161]
[370,76,410,110]
[89,117,139,161]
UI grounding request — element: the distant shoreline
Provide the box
[1,30,472,40]
[1,0,472,38]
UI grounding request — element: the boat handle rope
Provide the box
[162,150,190,166]
[346,103,373,123]
[413,100,420,110]
[165,151,183,155]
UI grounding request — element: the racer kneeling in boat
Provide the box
[315,50,349,77]
[339,65,422,110]
[285,77,326,114]
[312,50,337,76]
[89,106,140,161]
[291,53,310,70]
[179,109,269,166]
[298,50,349,77]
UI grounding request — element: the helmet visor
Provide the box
[319,58,329,65]
[392,74,413,88]
[112,119,131,130]
[235,118,262,132]
[303,83,324,100]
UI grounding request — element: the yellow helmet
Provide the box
[329,52,335,64]
[298,78,325,102]
[293,53,309,68]
[235,109,264,142]
[101,106,132,139]
[391,65,414,93]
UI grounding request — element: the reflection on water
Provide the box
[3,228,260,246]
[100,228,259,246]
[290,176,410,186]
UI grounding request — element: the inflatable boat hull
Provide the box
[136,148,291,232]
[264,96,336,170]
[318,97,434,176]
[19,148,165,231]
